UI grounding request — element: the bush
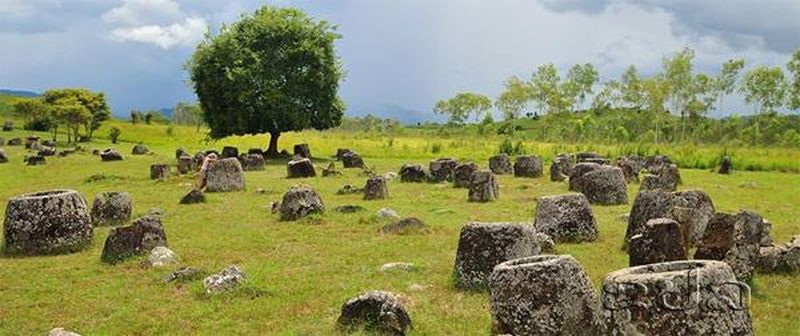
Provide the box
[108,127,121,144]
[24,118,52,132]
[498,138,526,155]
[431,142,442,154]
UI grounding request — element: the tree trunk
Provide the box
[265,131,281,158]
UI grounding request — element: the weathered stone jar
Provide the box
[3,189,93,255]
[206,158,246,192]
[453,222,541,290]
[489,255,599,335]
[534,193,598,243]
[363,176,388,200]
[91,192,132,226]
[599,260,754,335]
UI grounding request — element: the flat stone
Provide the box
[163,266,203,283]
[278,185,325,221]
[379,262,416,272]
[376,208,400,219]
[334,205,366,213]
[148,246,178,267]
[203,265,245,294]
[179,189,206,204]
[381,217,427,234]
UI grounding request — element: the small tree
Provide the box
[787,49,800,111]
[495,76,535,120]
[741,65,787,144]
[187,6,344,158]
[131,110,142,124]
[564,63,599,110]
[433,92,493,124]
[715,58,745,113]
[57,102,91,143]
[620,65,645,109]
[13,98,51,130]
[108,127,121,144]
[663,47,696,141]
[530,63,561,114]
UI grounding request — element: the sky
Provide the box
[0,0,798,122]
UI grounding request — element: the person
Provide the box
[195,153,218,191]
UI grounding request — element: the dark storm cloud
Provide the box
[535,0,800,54]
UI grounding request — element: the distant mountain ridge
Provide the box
[0,89,40,97]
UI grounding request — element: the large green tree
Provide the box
[187,6,344,157]
[41,88,110,140]
[434,92,492,124]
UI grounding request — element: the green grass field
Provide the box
[1,120,799,335]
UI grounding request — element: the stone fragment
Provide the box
[337,291,412,335]
[278,185,324,221]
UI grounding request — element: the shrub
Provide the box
[431,142,442,154]
[498,139,525,155]
[108,127,121,144]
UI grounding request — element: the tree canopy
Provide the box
[41,88,110,140]
[187,6,344,156]
[434,92,492,124]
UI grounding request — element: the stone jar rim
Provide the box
[494,254,575,272]
[605,260,733,282]
[13,189,79,201]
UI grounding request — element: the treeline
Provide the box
[129,102,204,128]
[335,114,402,133]
[13,88,110,143]
[434,48,800,146]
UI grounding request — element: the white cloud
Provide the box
[109,16,206,49]
[102,0,182,26]
[103,0,208,49]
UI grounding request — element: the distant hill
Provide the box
[0,89,39,98]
